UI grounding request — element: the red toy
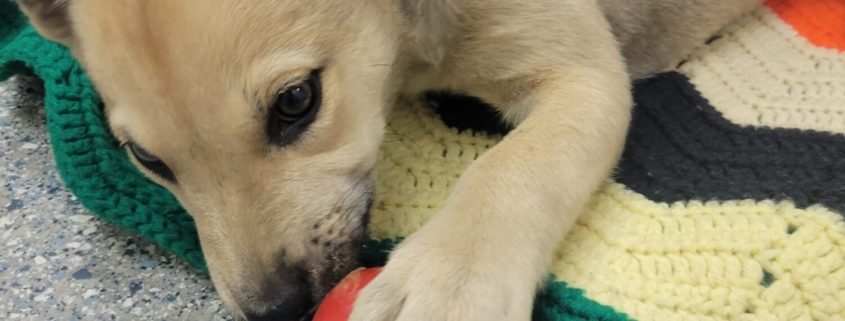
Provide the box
[313,267,382,321]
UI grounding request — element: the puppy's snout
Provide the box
[241,265,313,321]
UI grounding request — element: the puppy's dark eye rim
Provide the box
[120,141,177,182]
[122,141,160,162]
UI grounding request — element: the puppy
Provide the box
[19,0,761,320]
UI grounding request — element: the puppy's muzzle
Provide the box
[239,176,374,321]
[240,264,313,321]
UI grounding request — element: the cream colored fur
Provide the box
[18,0,761,320]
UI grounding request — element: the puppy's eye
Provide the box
[126,142,176,183]
[267,70,322,146]
[275,82,314,121]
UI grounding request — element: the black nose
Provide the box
[243,267,313,321]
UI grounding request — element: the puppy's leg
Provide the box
[351,7,632,321]
[354,78,630,321]
[353,75,632,320]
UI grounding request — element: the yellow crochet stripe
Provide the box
[370,99,503,240]
[370,100,845,321]
[556,183,845,321]
[680,7,845,134]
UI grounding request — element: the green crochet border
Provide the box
[0,3,207,270]
[0,3,632,321]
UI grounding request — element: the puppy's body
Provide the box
[19,0,761,320]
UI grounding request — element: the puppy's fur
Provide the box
[20,0,761,320]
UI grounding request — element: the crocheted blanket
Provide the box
[2,1,844,320]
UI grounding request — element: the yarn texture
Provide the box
[767,0,845,51]
[2,1,844,320]
[679,5,845,133]
[617,72,845,213]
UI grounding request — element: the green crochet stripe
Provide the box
[0,3,632,321]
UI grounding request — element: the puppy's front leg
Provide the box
[352,13,632,320]
[351,61,632,320]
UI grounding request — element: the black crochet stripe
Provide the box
[426,92,512,136]
[617,72,845,213]
[428,72,845,214]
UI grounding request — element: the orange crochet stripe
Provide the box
[766,0,845,51]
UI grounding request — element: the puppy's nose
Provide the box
[243,267,313,321]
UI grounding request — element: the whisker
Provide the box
[368,62,395,69]
[383,129,423,155]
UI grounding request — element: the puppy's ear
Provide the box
[400,0,460,66]
[17,0,74,46]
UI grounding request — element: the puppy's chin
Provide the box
[308,237,365,301]
[307,195,373,302]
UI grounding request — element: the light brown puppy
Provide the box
[19,0,761,320]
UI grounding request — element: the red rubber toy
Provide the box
[313,267,382,321]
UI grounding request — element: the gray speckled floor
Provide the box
[0,75,235,321]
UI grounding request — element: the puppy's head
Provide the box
[21,0,398,319]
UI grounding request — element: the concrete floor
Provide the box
[0,74,234,321]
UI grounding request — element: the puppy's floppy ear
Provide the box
[17,0,74,46]
[400,0,460,66]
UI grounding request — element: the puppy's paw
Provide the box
[349,227,536,321]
